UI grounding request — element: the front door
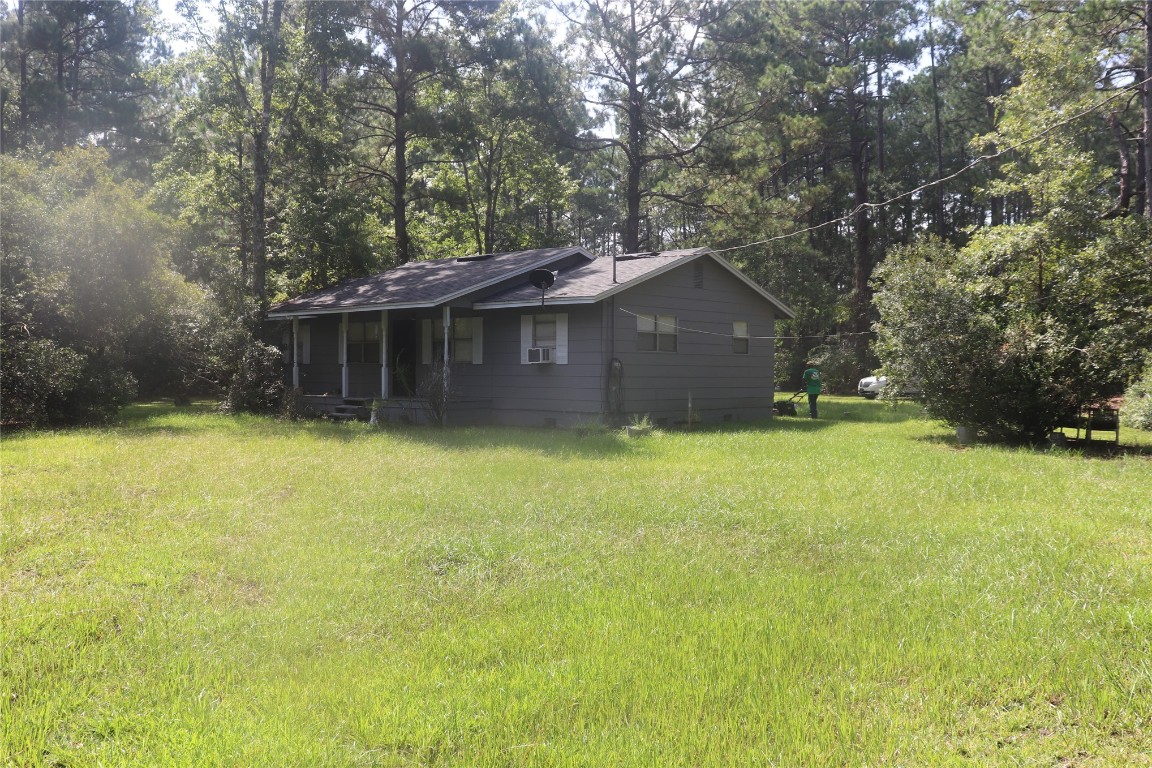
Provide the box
[391,318,420,396]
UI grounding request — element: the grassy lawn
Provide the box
[3,397,1150,767]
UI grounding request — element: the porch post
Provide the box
[291,318,300,389]
[442,306,451,368]
[340,312,349,399]
[380,310,389,399]
[442,305,451,425]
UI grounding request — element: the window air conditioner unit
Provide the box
[527,346,553,364]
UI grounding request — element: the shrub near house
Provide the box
[873,230,1152,444]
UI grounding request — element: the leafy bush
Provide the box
[221,336,286,415]
[0,336,85,426]
[0,150,185,426]
[873,232,1150,444]
[1121,362,1152,431]
[167,305,286,415]
[53,353,139,424]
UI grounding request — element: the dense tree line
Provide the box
[2,0,1150,433]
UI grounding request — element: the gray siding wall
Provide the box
[447,304,606,427]
[610,259,777,424]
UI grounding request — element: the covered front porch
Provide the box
[283,307,459,401]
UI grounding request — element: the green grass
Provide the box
[3,398,1150,766]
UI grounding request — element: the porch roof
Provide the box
[267,247,592,319]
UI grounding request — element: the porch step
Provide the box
[331,402,371,421]
[303,396,373,421]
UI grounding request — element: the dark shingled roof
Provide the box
[268,245,794,320]
[267,247,591,317]
[475,248,795,318]
[475,249,706,306]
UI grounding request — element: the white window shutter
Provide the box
[472,317,483,364]
[300,325,311,365]
[555,313,569,364]
[421,319,432,364]
[520,315,532,364]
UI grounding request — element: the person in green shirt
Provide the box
[801,363,822,419]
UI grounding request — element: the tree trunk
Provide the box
[623,56,643,251]
[393,3,412,263]
[1102,112,1132,219]
[850,87,872,372]
[394,116,410,263]
[251,0,285,313]
[851,133,871,341]
[624,141,643,254]
[621,1,644,255]
[928,2,945,236]
[875,60,888,249]
[1135,128,1148,218]
[238,138,250,295]
[1144,0,1152,218]
[55,47,65,149]
[986,68,1004,227]
[17,1,28,148]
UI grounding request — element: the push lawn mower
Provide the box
[772,390,805,417]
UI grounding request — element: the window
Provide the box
[533,314,557,348]
[520,313,568,364]
[347,321,380,364]
[282,324,310,364]
[452,318,473,362]
[434,318,475,362]
[424,317,484,365]
[733,321,749,354]
[637,314,677,352]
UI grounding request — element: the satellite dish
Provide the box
[528,268,556,307]
[528,269,556,290]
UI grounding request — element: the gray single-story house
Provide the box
[267,246,795,426]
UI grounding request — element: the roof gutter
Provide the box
[267,300,438,320]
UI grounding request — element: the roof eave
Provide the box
[267,300,438,319]
[472,296,597,310]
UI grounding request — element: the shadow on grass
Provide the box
[109,401,630,456]
[913,432,1152,459]
[117,403,371,443]
[378,423,638,457]
[6,397,940,457]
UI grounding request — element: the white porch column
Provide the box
[340,312,349,399]
[442,305,451,368]
[442,305,451,425]
[380,309,389,399]
[291,318,300,389]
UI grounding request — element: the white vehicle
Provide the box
[858,374,922,400]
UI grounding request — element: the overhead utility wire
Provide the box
[711,74,1152,256]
